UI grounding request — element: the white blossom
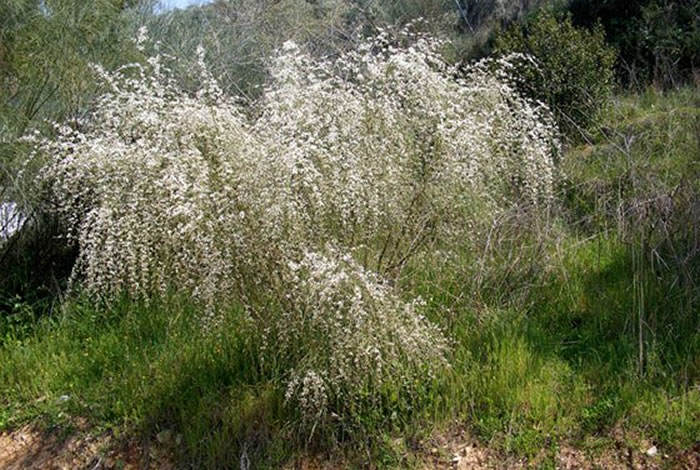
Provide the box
[35,30,559,428]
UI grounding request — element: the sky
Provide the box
[159,0,213,11]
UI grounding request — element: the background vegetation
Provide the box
[493,9,616,137]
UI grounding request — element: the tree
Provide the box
[1,0,143,190]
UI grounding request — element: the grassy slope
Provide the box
[1,87,698,468]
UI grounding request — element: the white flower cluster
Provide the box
[36,31,558,427]
[280,247,448,427]
[37,54,257,309]
[254,33,558,274]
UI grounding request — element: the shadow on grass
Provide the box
[0,296,293,468]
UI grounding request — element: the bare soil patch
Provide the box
[1,422,696,469]
[0,424,172,470]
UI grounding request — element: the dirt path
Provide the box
[413,426,663,470]
[1,424,697,469]
[0,425,172,470]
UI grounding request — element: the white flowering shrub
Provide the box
[255,33,558,274]
[35,51,265,310]
[277,247,448,432]
[35,31,559,433]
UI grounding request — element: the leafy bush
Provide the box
[494,10,617,137]
[568,0,700,88]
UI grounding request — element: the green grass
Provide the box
[0,250,697,466]
[1,87,698,467]
[2,234,696,467]
[0,296,293,467]
[418,232,698,459]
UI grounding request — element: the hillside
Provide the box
[1,1,698,468]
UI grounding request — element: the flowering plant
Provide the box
[33,30,559,431]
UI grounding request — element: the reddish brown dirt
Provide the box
[0,425,173,470]
[410,423,691,470]
[1,423,696,469]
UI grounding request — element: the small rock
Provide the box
[646,445,657,457]
[58,395,70,402]
[156,429,172,444]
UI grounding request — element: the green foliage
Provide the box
[3,233,699,465]
[568,0,700,88]
[0,0,140,131]
[494,10,617,137]
[0,0,146,204]
[141,0,354,99]
[405,229,698,458]
[465,326,588,455]
[561,88,700,395]
[0,296,288,467]
[139,0,555,97]
[563,87,700,319]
